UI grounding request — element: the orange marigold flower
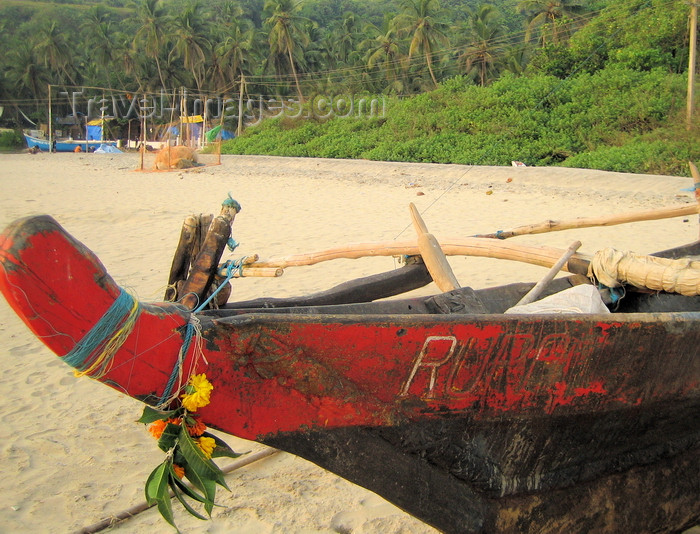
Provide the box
[197,436,216,459]
[172,464,185,479]
[147,419,167,439]
[187,420,207,437]
[167,417,182,426]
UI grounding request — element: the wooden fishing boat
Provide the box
[0,211,698,533]
[23,132,118,152]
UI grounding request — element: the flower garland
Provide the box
[139,373,242,530]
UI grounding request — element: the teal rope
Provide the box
[158,258,243,405]
[63,289,139,373]
[223,192,241,212]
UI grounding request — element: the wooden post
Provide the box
[179,199,241,310]
[515,241,582,306]
[409,203,461,292]
[217,95,226,166]
[47,84,52,153]
[237,74,245,137]
[139,94,146,171]
[688,2,698,130]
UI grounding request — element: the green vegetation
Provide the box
[0,129,23,148]
[221,67,698,175]
[0,0,696,174]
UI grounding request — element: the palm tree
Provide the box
[5,42,49,108]
[212,19,257,93]
[264,0,310,102]
[35,20,77,86]
[393,0,449,89]
[335,12,362,65]
[459,4,506,86]
[518,0,585,45]
[133,0,171,89]
[363,14,405,93]
[82,6,122,89]
[170,1,212,93]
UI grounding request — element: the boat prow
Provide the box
[0,215,190,404]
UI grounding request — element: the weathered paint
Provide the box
[1,215,699,534]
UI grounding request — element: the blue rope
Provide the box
[63,289,139,374]
[158,320,195,406]
[158,258,244,405]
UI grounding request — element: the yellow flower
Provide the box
[181,373,213,412]
[197,436,216,459]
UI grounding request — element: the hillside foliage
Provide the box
[0,0,697,175]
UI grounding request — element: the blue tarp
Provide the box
[94,144,123,153]
[86,125,102,140]
[168,123,202,140]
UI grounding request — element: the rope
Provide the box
[158,258,243,405]
[223,192,241,212]
[63,289,141,379]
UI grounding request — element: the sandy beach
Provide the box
[0,152,697,533]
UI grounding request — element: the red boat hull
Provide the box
[1,215,699,533]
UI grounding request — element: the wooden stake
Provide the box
[476,204,698,240]
[688,2,697,130]
[515,241,582,306]
[409,203,460,292]
[179,201,241,310]
[164,215,198,301]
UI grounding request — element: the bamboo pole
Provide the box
[409,203,460,291]
[237,75,245,137]
[475,204,699,240]
[688,1,698,130]
[47,84,52,153]
[139,94,145,171]
[515,241,582,306]
[250,238,593,276]
[72,448,279,534]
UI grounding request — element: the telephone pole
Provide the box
[688,2,698,130]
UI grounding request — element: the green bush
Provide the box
[0,130,22,148]
[221,66,693,175]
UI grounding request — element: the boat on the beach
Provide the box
[23,132,118,152]
[0,207,698,533]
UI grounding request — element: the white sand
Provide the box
[0,152,696,533]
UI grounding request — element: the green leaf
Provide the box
[178,426,229,489]
[145,462,170,505]
[202,432,246,460]
[169,465,213,507]
[157,423,182,453]
[137,406,177,424]
[183,462,218,515]
[145,462,180,532]
[169,475,209,521]
[155,490,177,531]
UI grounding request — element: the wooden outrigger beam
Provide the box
[475,204,698,240]
[250,238,593,276]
